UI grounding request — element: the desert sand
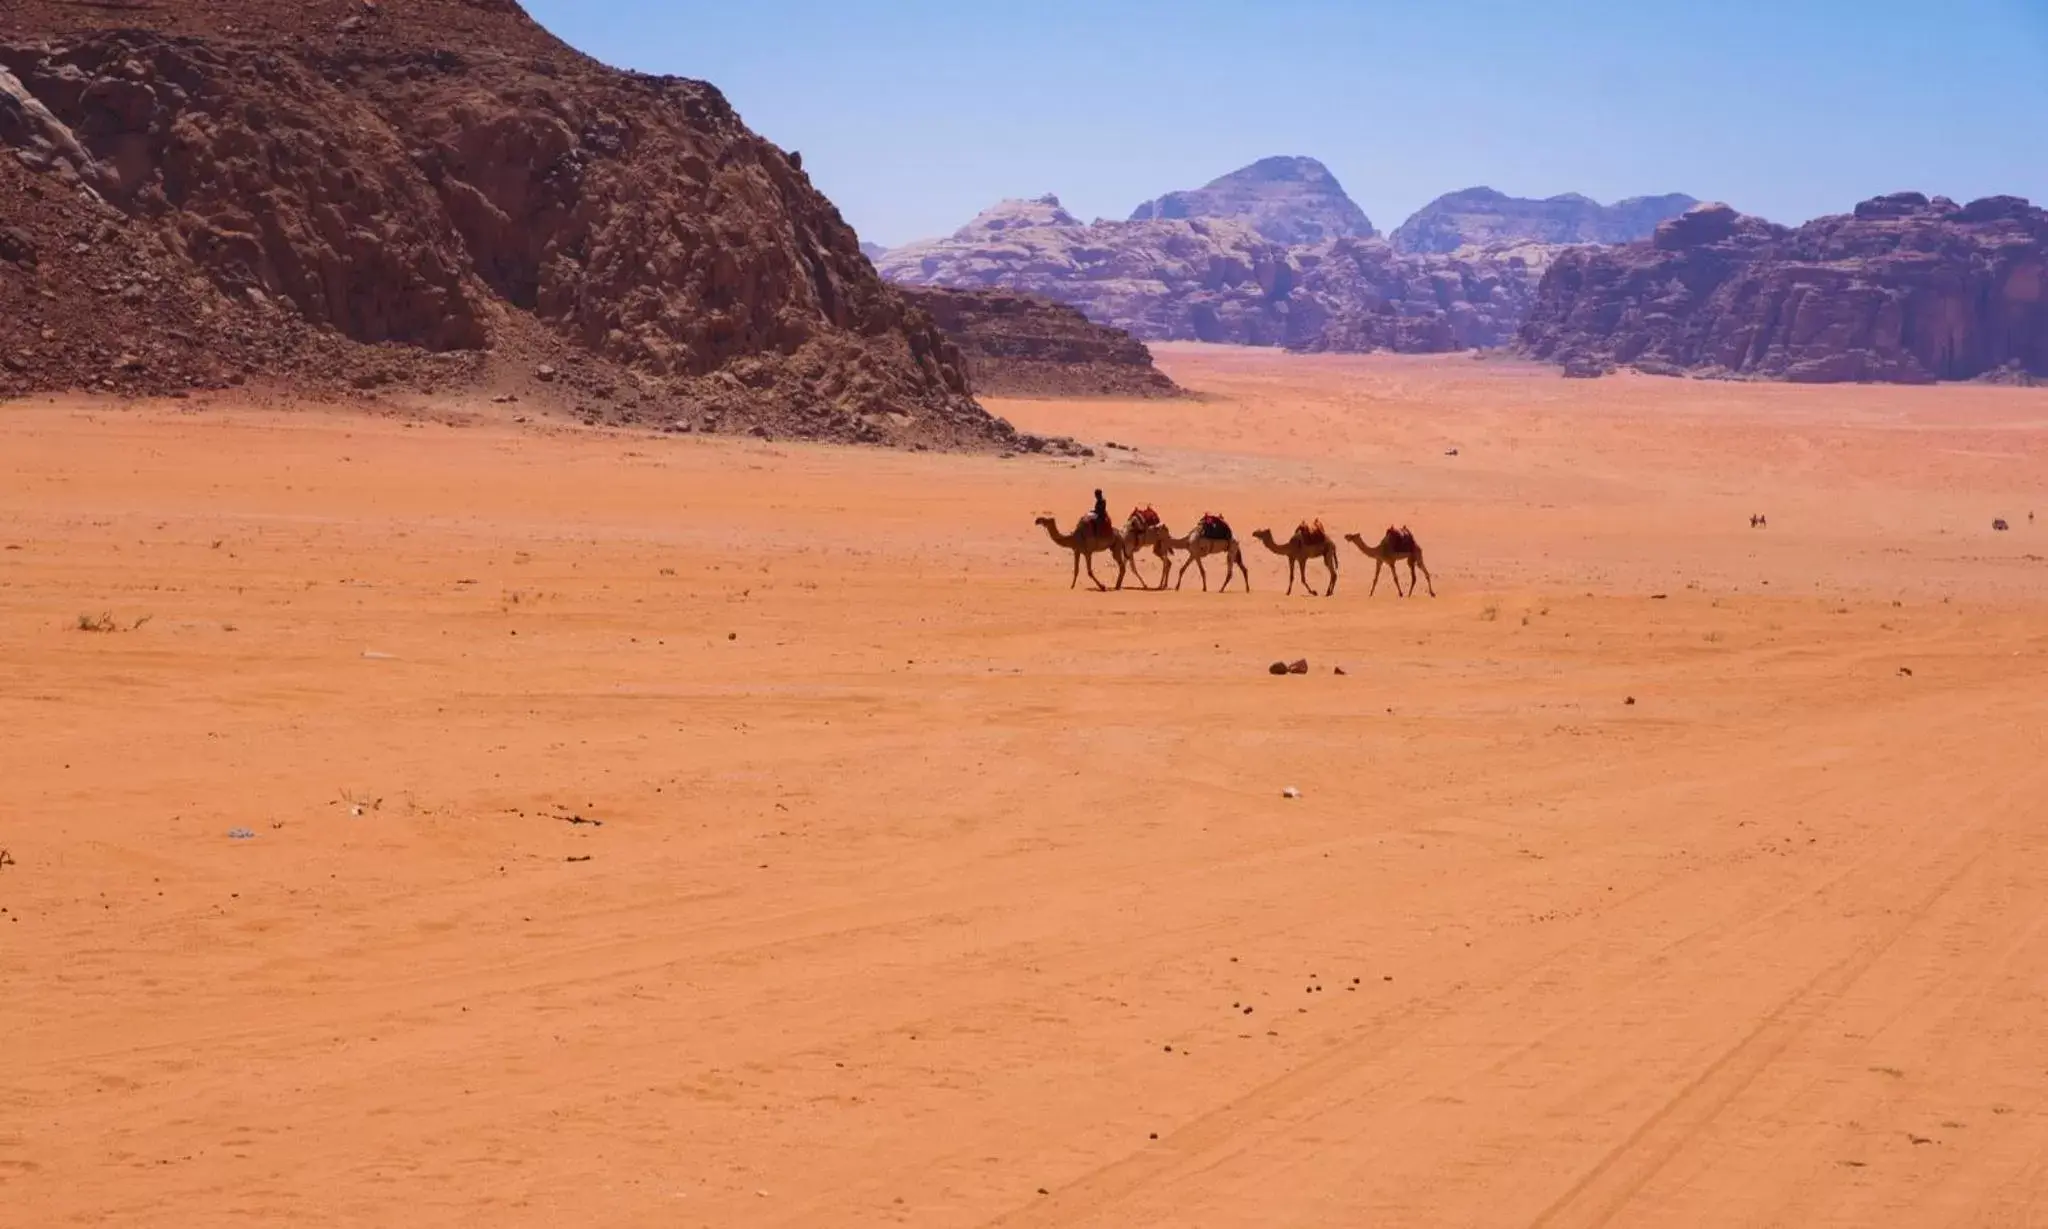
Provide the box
[5,347,2047,1227]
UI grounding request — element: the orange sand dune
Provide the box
[4,348,2047,1226]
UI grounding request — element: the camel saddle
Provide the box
[1129,505,1162,530]
[1387,526,1416,554]
[1297,519,1329,548]
[1198,513,1233,541]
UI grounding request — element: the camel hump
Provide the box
[1297,519,1328,547]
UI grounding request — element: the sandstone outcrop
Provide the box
[879,192,1553,352]
[877,196,1304,345]
[1289,239,1562,353]
[900,286,1181,398]
[1127,155,1375,246]
[0,0,1028,450]
[1390,188,1698,254]
[1517,195,2048,383]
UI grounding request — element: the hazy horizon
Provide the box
[525,0,2048,247]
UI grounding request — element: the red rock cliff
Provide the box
[0,0,1021,448]
[1518,195,2048,383]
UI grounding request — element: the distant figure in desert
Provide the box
[1036,513,1129,591]
[1252,520,1339,596]
[1344,526,1436,596]
[1749,514,1769,529]
[1165,513,1251,591]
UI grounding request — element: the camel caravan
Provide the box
[1036,491,1434,597]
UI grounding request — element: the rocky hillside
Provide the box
[1292,240,1563,354]
[0,0,1028,450]
[1518,195,2048,383]
[900,287,1181,398]
[1390,188,1698,254]
[1127,156,1375,247]
[878,189,1547,351]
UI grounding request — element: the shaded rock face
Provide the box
[1518,196,2048,383]
[1390,188,1698,254]
[1128,156,1375,247]
[0,0,1022,450]
[899,286,1181,398]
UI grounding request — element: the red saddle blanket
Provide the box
[1129,506,1162,530]
[1296,519,1328,547]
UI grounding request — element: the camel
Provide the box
[1252,523,1339,596]
[1163,519,1251,592]
[1120,509,1177,590]
[1343,527,1436,597]
[1035,514,1130,591]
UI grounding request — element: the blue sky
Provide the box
[525,0,2048,247]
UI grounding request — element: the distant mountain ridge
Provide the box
[1128,156,1375,247]
[1517,194,2048,383]
[875,157,1709,361]
[1390,188,1700,254]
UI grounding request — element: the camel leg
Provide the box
[1284,558,1297,595]
[1070,549,1081,590]
[1323,550,1339,597]
[1196,556,1211,591]
[1368,558,1383,597]
[1412,554,1436,597]
[1175,554,1195,590]
[1083,551,1108,592]
[1219,552,1235,593]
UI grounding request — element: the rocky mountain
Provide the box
[859,241,890,263]
[877,190,1547,351]
[1517,195,2048,383]
[877,197,1298,343]
[1390,188,1698,255]
[1127,156,1375,247]
[900,287,1181,398]
[1292,240,1563,354]
[0,0,1032,450]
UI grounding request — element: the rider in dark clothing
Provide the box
[1092,489,1108,531]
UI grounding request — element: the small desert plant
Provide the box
[1479,604,1500,622]
[75,612,118,632]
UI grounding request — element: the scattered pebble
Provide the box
[1282,786,1301,799]
[1624,696,1637,706]
[227,828,255,840]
